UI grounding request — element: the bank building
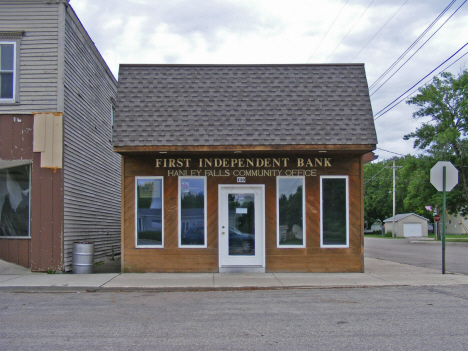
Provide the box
[113,64,377,273]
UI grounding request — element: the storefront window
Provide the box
[0,165,30,237]
[321,176,349,247]
[135,177,163,248]
[179,177,207,248]
[277,177,305,247]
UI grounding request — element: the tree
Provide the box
[404,70,468,214]
[364,155,437,226]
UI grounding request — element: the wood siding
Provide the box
[121,153,364,273]
[0,2,59,113]
[0,114,63,271]
[62,9,120,270]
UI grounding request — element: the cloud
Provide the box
[69,0,468,159]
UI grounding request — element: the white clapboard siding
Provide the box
[0,2,59,113]
[62,8,120,270]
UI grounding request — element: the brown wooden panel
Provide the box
[121,152,365,273]
[206,177,218,250]
[0,239,31,268]
[52,168,63,270]
[121,156,126,272]
[21,115,34,159]
[30,153,42,270]
[0,115,13,159]
[38,167,53,270]
[0,114,34,160]
[164,176,178,249]
[9,240,19,264]
[18,239,31,268]
[12,117,23,160]
[266,253,362,273]
[0,239,11,262]
[30,152,63,272]
[123,175,135,252]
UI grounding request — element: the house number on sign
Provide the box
[237,177,246,183]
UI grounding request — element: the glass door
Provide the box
[218,185,264,271]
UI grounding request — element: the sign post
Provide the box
[430,161,458,274]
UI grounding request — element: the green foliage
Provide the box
[404,70,468,214]
[364,155,438,224]
[365,70,468,223]
[137,183,153,209]
[181,193,204,209]
[279,185,303,231]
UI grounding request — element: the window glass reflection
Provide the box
[180,178,205,246]
[278,178,304,246]
[136,178,163,246]
[228,193,255,255]
[0,165,30,237]
[322,177,348,246]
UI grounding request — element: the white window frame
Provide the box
[0,162,31,238]
[320,175,349,248]
[0,41,17,103]
[135,176,164,248]
[276,176,306,248]
[178,176,207,248]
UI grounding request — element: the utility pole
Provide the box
[387,158,402,238]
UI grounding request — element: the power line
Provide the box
[377,148,406,157]
[373,41,468,120]
[307,0,349,63]
[350,0,409,62]
[364,159,393,184]
[369,0,457,92]
[370,0,466,97]
[325,0,376,63]
[372,49,468,120]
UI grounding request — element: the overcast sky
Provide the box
[71,0,468,161]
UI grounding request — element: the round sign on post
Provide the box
[434,214,441,222]
[430,161,458,191]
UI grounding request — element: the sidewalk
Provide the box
[1,258,467,293]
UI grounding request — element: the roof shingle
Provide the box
[113,64,377,147]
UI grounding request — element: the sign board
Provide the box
[430,161,458,191]
[434,214,441,222]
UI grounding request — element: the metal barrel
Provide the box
[72,242,95,274]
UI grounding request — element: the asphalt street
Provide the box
[364,237,468,275]
[1,286,468,350]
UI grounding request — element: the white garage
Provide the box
[403,223,423,237]
[383,213,429,238]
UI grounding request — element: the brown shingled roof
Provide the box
[113,64,377,148]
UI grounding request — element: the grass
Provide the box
[365,233,468,241]
[428,233,468,242]
[364,234,406,239]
